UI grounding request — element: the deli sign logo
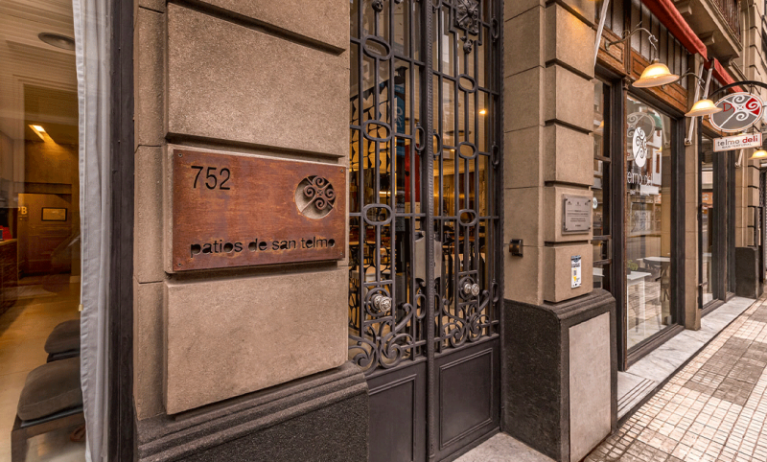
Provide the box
[714,133,762,152]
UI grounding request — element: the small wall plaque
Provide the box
[170,149,346,272]
[562,195,592,234]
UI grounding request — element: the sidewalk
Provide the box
[457,296,767,462]
[587,295,767,462]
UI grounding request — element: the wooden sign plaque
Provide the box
[171,149,346,271]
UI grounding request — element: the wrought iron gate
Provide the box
[348,0,501,460]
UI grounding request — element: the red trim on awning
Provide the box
[642,0,708,60]
[705,59,744,92]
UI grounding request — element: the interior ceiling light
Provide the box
[750,149,767,159]
[38,33,75,51]
[633,60,679,88]
[685,98,722,118]
[29,124,45,141]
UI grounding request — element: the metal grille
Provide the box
[348,0,500,374]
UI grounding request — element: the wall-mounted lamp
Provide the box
[685,98,721,117]
[605,28,678,88]
[750,148,767,160]
[681,71,721,118]
[633,61,679,88]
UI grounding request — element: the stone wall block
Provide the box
[135,146,164,283]
[541,243,593,303]
[542,124,592,186]
[506,6,543,77]
[134,280,164,420]
[136,0,164,13]
[542,185,594,243]
[194,0,348,51]
[505,68,543,132]
[504,245,543,305]
[505,0,545,21]
[544,4,595,78]
[505,187,543,246]
[505,127,543,189]
[557,0,595,25]
[748,187,760,207]
[164,268,348,414]
[683,255,700,329]
[543,65,592,131]
[684,231,697,266]
[166,4,349,157]
[135,6,164,150]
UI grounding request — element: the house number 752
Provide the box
[191,165,231,190]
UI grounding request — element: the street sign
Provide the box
[713,133,762,152]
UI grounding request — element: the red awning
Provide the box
[705,59,743,93]
[642,0,708,59]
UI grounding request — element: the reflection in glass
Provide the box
[0,0,85,459]
[625,95,675,349]
[592,80,610,291]
[700,137,714,306]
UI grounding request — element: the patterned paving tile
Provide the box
[587,296,767,462]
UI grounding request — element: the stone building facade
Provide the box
[126,0,767,461]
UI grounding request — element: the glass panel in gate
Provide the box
[349,0,427,373]
[432,0,499,352]
[348,0,500,374]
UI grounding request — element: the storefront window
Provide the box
[700,137,715,306]
[625,95,675,349]
[593,81,611,290]
[0,1,87,460]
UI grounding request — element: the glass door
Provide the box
[699,136,716,307]
[625,94,677,350]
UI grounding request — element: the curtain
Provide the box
[72,0,112,460]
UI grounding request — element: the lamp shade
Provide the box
[633,60,679,88]
[685,99,722,118]
[750,149,767,159]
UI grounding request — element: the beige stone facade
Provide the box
[133,0,350,419]
[127,0,767,461]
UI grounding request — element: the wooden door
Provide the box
[18,193,73,275]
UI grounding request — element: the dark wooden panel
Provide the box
[368,362,426,462]
[171,149,346,271]
[434,338,500,460]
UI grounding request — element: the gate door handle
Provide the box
[462,282,481,297]
[371,294,392,313]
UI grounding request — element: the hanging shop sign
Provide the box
[170,148,346,271]
[562,195,592,234]
[710,92,765,133]
[713,132,762,152]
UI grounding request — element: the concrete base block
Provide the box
[137,362,368,462]
[503,290,617,462]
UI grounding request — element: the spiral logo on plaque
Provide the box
[296,176,336,219]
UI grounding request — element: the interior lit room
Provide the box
[0,0,84,460]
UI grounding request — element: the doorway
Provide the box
[348,0,502,460]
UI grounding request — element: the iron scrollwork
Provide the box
[455,0,480,52]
